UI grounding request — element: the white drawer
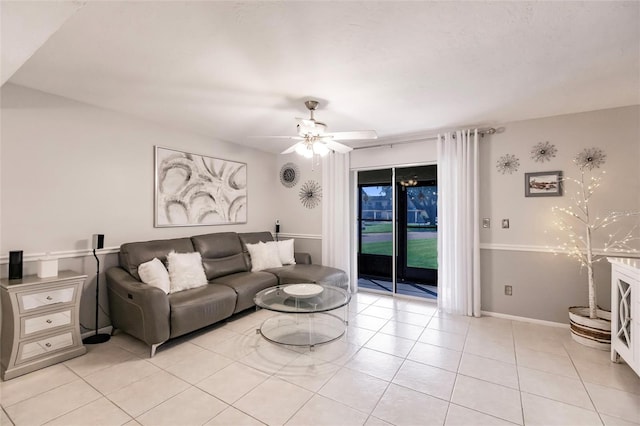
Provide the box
[22,310,72,337]
[18,287,75,312]
[17,332,74,363]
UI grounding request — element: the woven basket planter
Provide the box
[568,306,611,350]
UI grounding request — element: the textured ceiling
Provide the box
[3,1,639,153]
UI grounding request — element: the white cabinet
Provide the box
[609,258,640,377]
[1,271,87,380]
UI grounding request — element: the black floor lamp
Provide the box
[83,234,111,345]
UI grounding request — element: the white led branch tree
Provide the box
[552,148,639,320]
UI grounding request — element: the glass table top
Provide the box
[254,284,350,314]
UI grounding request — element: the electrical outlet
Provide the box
[502,219,510,229]
[505,285,513,296]
[482,218,490,228]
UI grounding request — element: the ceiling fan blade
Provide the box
[324,130,377,140]
[324,140,353,154]
[281,142,302,155]
[249,135,304,140]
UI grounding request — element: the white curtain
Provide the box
[437,130,481,316]
[322,152,352,291]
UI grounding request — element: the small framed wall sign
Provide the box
[525,171,563,197]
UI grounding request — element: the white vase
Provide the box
[568,306,611,350]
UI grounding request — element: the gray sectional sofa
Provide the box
[106,231,347,356]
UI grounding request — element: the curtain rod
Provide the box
[352,127,497,151]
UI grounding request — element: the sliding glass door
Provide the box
[357,165,438,299]
[357,169,393,293]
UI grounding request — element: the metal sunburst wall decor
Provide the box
[299,180,322,209]
[496,154,520,174]
[279,162,300,188]
[574,147,606,171]
[530,141,557,163]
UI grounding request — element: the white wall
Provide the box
[1,83,278,331]
[480,105,640,249]
[350,138,438,170]
[273,153,323,263]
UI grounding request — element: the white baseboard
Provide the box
[481,310,568,328]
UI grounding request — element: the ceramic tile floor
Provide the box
[2,292,640,426]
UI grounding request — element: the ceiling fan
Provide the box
[274,100,377,158]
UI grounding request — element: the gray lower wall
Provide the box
[289,237,322,266]
[481,249,613,324]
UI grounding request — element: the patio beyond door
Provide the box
[357,165,438,299]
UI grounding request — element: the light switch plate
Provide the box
[502,219,510,229]
[482,218,490,228]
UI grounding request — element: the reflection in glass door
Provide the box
[357,169,393,293]
[357,165,438,299]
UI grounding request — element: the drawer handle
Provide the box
[46,296,53,301]
[46,319,53,324]
[45,343,52,348]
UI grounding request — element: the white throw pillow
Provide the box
[138,258,170,294]
[167,251,208,293]
[267,239,296,265]
[246,241,282,272]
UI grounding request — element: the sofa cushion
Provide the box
[192,232,248,279]
[269,240,296,265]
[212,271,277,313]
[167,251,208,293]
[238,231,274,248]
[238,232,275,270]
[138,258,171,294]
[246,242,282,271]
[266,264,349,289]
[168,283,237,339]
[120,238,195,281]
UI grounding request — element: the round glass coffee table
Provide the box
[254,284,351,348]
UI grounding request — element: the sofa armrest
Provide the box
[105,267,170,346]
[294,252,312,264]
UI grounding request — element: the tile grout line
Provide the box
[511,319,526,426]
[563,341,607,424]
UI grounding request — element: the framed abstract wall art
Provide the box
[155,146,247,227]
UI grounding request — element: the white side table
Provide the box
[609,257,640,377]
[1,271,87,380]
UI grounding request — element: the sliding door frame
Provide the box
[352,161,437,298]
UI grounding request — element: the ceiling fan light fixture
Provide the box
[400,177,418,187]
[278,99,375,158]
[313,141,330,156]
[295,143,310,156]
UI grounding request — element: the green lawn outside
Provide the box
[362,222,393,233]
[361,238,438,269]
[362,222,436,233]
